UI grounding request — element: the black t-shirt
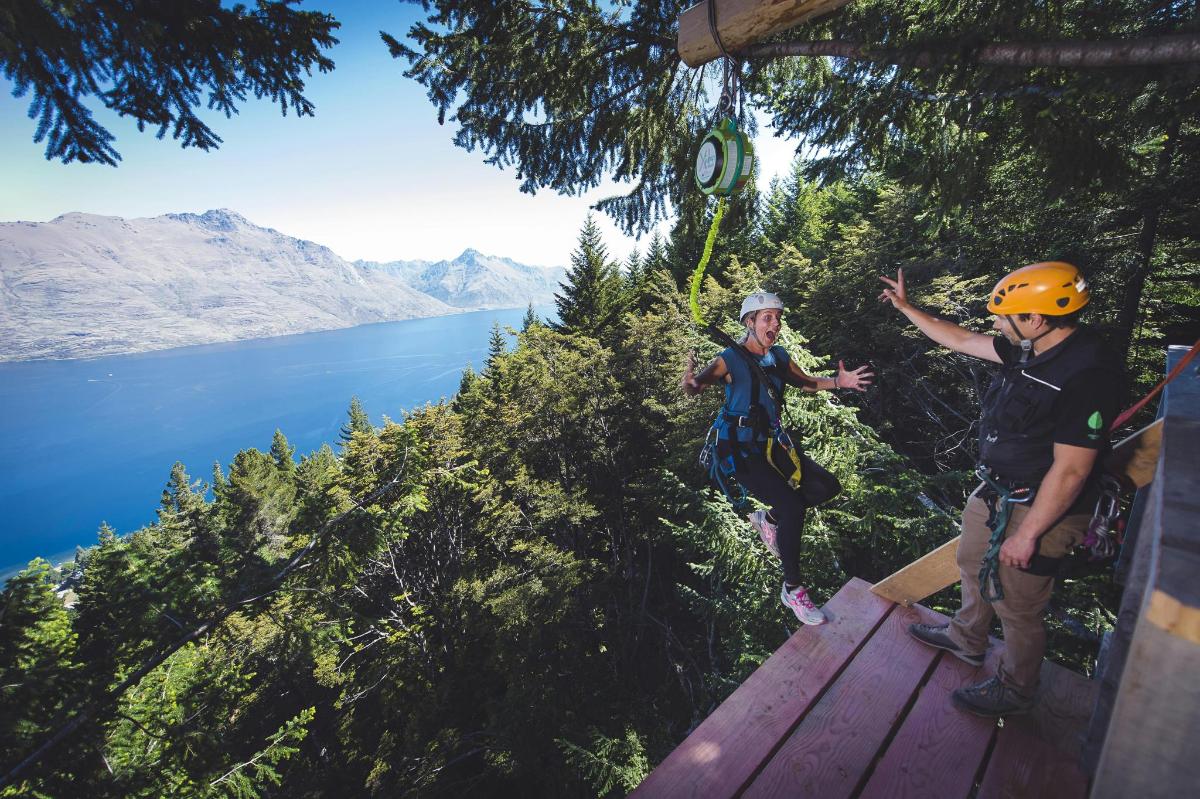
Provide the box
[993,336,1120,450]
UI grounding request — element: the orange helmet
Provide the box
[988,261,1090,316]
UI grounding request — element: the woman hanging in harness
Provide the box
[681,291,873,625]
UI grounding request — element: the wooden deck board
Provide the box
[629,579,1097,799]
[856,643,999,799]
[628,578,891,798]
[976,660,1097,799]
[741,602,942,799]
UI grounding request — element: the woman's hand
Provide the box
[834,360,874,392]
[878,268,910,311]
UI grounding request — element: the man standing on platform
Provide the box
[878,262,1122,716]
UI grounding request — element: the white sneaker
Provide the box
[747,510,780,557]
[781,584,826,625]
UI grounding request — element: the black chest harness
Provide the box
[974,329,1120,601]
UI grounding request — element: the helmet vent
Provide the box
[1056,297,1070,308]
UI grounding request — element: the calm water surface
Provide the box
[0,308,544,578]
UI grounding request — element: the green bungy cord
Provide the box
[689,197,727,326]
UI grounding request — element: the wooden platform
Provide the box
[630,578,1096,798]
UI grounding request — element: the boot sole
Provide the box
[908,626,985,667]
[951,693,1034,717]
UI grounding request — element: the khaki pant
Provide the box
[946,483,1092,698]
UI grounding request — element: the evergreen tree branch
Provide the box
[743,32,1200,68]
[0,470,407,790]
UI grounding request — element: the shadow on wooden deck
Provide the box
[630,578,1095,799]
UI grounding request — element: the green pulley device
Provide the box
[695,117,754,196]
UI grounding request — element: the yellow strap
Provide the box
[766,437,804,488]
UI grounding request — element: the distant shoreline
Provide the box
[0,304,538,365]
[1,547,80,584]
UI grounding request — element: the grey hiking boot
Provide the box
[908,622,985,667]
[952,676,1035,717]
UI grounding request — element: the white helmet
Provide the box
[739,291,784,323]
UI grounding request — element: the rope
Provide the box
[975,466,1034,603]
[707,0,739,117]
[1109,338,1200,431]
[688,198,727,326]
[706,0,730,61]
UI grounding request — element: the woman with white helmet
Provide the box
[682,291,873,625]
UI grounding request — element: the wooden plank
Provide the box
[1145,588,1200,643]
[1157,417,1200,607]
[1090,614,1200,797]
[857,646,998,799]
[629,578,891,798]
[741,602,942,799]
[677,0,854,67]
[1102,417,1163,489]
[870,536,960,606]
[977,660,1096,799]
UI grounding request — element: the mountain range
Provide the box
[0,209,565,362]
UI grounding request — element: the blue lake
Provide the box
[0,308,545,579]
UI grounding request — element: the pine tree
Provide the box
[270,429,296,475]
[5,1,339,165]
[554,215,626,341]
[339,396,372,447]
[522,303,541,332]
[216,448,296,569]
[0,560,83,792]
[394,0,1195,234]
[485,322,507,376]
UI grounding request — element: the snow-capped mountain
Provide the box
[362,248,565,310]
[0,210,564,361]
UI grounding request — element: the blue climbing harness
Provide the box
[976,464,1036,603]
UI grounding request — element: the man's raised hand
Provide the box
[878,268,909,310]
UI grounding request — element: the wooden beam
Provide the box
[1103,417,1163,489]
[677,0,854,68]
[870,536,960,606]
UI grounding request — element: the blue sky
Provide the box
[0,1,798,266]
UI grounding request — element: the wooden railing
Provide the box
[1085,345,1200,796]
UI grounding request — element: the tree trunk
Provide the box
[742,33,1200,69]
[1113,116,1182,365]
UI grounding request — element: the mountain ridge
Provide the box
[0,210,565,362]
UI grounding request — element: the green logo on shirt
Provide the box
[1087,411,1104,441]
